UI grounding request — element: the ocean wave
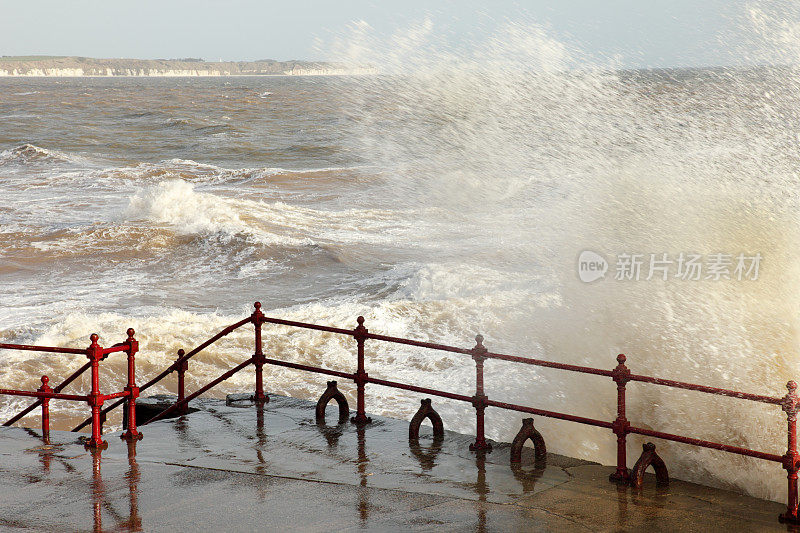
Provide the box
[91,159,370,188]
[124,178,410,248]
[0,144,85,166]
[125,179,315,247]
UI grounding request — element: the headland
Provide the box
[0,56,374,76]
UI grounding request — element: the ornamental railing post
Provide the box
[86,334,107,449]
[122,328,142,441]
[252,302,268,403]
[175,349,188,414]
[351,316,371,424]
[38,375,51,443]
[469,335,491,452]
[780,380,800,524]
[609,354,631,483]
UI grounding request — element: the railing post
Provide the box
[469,335,491,452]
[610,354,631,483]
[122,328,142,441]
[780,380,800,524]
[86,334,107,449]
[351,316,371,424]
[175,349,187,414]
[252,302,268,403]
[38,375,51,443]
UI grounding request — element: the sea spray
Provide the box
[321,14,800,501]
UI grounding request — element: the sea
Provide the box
[3,23,800,504]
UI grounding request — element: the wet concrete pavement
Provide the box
[0,394,794,532]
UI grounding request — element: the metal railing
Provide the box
[3,303,799,524]
[1,329,142,448]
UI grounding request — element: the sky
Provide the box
[0,0,780,68]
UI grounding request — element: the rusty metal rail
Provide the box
[3,302,798,524]
[1,330,142,448]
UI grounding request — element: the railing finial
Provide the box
[90,333,99,345]
[127,328,135,339]
[254,301,261,310]
[472,335,487,357]
[617,353,626,364]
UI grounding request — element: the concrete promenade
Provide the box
[0,394,792,532]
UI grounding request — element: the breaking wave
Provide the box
[0,143,85,165]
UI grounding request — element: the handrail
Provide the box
[627,373,782,405]
[1,330,142,448]
[72,316,251,432]
[142,357,255,425]
[0,342,85,355]
[3,361,91,426]
[6,302,798,524]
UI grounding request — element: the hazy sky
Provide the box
[0,1,775,68]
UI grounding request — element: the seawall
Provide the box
[0,393,788,532]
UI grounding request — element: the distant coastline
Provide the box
[0,56,375,77]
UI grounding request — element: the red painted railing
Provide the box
[3,303,799,524]
[1,329,142,448]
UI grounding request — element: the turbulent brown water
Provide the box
[4,14,800,503]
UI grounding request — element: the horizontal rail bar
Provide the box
[141,356,254,426]
[364,332,473,355]
[0,389,88,402]
[365,376,474,403]
[486,351,613,377]
[260,315,779,408]
[628,374,782,405]
[101,344,131,356]
[0,343,85,355]
[4,361,92,426]
[485,398,615,429]
[261,316,353,336]
[262,357,354,380]
[101,390,130,401]
[628,425,784,463]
